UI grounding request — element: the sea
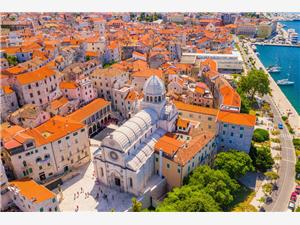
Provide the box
[255,21,300,114]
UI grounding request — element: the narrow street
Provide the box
[263,95,296,211]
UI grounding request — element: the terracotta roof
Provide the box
[24,116,85,146]
[16,66,55,85]
[2,86,14,94]
[91,67,125,78]
[219,85,241,108]
[67,98,110,122]
[177,117,190,129]
[174,101,218,116]
[132,68,163,79]
[174,132,215,166]
[217,111,256,127]
[50,97,69,110]
[10,179,56,204]
[59,81,78,89]
[154,134,184,156]
[125,90,138,101]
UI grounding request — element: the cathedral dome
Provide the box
[143,75,165,96]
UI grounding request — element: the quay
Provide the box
[255,42,300,47]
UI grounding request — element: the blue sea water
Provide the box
[280,20,300,34]
[256,44,300,114]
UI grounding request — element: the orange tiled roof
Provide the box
[24,116,85,146]
[177,117,190,129]
[217,111,256,127]
[219,85,241,108]
[154,134,184,156]
[174,132,214,166]
[132,68,163,79]
[10,179,56,204]
[50,97,68,110]
[59,81,78,89]
[125,90,138,101]
[16,66,55,85]
[67,98,110,122]
[174,101,218,116]
[2,86,14,94]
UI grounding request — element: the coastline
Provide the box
[249,46,300,136]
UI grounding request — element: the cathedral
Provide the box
[93,75,178,196]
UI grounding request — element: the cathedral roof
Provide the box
[104,108,158,151]
[143,75,165,97]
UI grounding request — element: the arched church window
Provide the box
[154,96,157,103]
[146,96,149,102]
[150,96,153,102]
[158,96,161,102]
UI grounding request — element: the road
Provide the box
[263,95,296,211]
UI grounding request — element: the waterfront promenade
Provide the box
[255,42,300,47]
[247,42,300,136]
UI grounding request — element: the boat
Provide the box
[276,79,294,86]
[267,65,281,73]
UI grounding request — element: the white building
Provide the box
[8,179,59,212]
[93,75,178,196]
[182,50,243,72]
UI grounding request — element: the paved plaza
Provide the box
[53,161,134,212]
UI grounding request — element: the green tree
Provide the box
[296,160,300,175]
[156,185,220,212]
[238,69,271,103]
[250,145,274,172]
[262,183,273,196]
[214,150,254,179]
[6,55,18,66]
[188,166,240,208]
[264,171,279,183]
[131,197,142,212]
[252,128,269,143]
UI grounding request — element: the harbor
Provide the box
[249,44,300,136]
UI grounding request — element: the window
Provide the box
[40,207,44,212]
[30,93,33,98]
[232,126,235,129]
[23,161,27,167]
[155,157,158,162]
[240,127,244,130]
[177,168,181,173]
[66,136,70,140]
[28,84,31,89]
[208,117,212,121]
[29,168,33,173]
[58,140,61,144]
[240,134,243,138]
[52,198,56,203]
[231,132,234,137]
[167,163,170,169]
[129,178,133,187]
[101,168,104,177]
[18,155,22,159]
[37,90,41,95]
[39,166,43,170]
[224,124,228,127]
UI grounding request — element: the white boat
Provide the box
[267,66,281,73]
[276,79,294,85]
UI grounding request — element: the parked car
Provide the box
[290,192,297,202]
[288,201,295,211]
[278,123,283,129]
[266,196,273,204]
[295,185,300,194]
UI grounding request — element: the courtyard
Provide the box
[53,147,134,212]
